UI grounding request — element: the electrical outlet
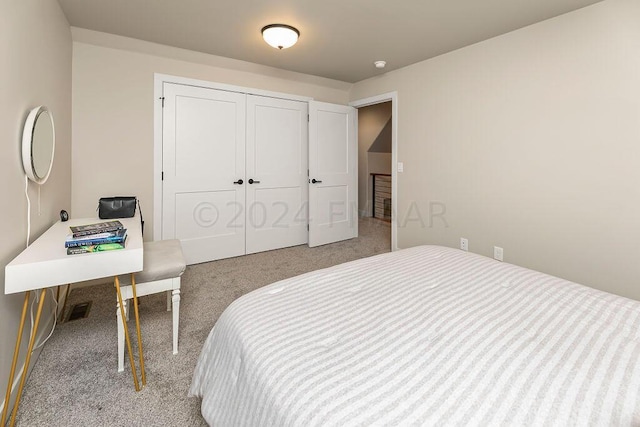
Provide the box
[493,246,504,262]
[397,162,404,173]
[460,238,468,252]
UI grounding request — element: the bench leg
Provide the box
[172,289,180,355]
[116,298,127,373]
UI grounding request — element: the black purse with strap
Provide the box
[98,196,144,235]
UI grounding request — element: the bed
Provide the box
[189,245,640,426]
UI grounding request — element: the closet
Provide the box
[159,81,357,264]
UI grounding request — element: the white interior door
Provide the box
[162,83,246,264]
[246,95,308,253]
[308,101,358,247]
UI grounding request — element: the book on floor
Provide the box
[66,242,126,255]
[69,220,124,238]
[65,228,128,248]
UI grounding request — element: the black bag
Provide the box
[98,196,144,235]
[98,196,136,219]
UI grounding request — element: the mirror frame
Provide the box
[22,105,55,184]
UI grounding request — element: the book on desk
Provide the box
[66,220,127,255]
[69,220,124,237]
[67,242,127,255]
[65,228,128,247]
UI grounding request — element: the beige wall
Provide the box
[0,0,71,412]
[368,153,392,175]
[71,29,352,239]
[350,0,640,299]
[357,102,392,215]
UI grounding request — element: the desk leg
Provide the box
[114,276,140,392]
[1,292,30,426]
[129,274,146,386]
[9,288,46,427]
[58,284,72,323]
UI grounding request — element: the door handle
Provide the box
[248,179,260,184]
[311,179,322,184]
[233,179,243,185]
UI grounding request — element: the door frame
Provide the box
[153,73,312,241]
[349,92,399,251]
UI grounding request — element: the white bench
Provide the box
[116,239,186,372]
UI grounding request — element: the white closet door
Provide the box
[162,83,246,264]
[308,101,358,247]
[246,95,308,254]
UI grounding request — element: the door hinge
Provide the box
[160,97,165,108]
[161,171,164,181]
[307,114,309,122]
[307,169,309,177]
[307,224,309,231]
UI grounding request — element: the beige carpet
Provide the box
[15,218,390,426]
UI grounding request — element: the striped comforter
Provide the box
[189,246,640,426]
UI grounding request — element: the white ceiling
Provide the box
[57,0,603,83]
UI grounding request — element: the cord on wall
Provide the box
[24,174,57,353]
[31,289,58,351]
[24,175,31,248]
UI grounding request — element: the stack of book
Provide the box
[66,220,128,255]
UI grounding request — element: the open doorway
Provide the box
[357,102,392,221]
[351,92,398,251]
[351,93,397,252]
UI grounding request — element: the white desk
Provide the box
[3,216,146,427]
[5,216,143,293]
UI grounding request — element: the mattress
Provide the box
[190,245,640,426]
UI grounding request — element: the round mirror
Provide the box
[22,106,55,184]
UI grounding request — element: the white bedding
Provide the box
[190,245,640,426]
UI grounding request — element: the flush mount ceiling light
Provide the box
[374,60,386,69]
[261,24,300,50]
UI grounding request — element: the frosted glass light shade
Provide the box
[262,24,299,50]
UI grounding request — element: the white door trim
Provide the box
[153,73,314,241]
[153,76,163,241]
[349,92,399,251]
[155,73,312,101]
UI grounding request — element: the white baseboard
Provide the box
[0,298,54,419]
[0,342,46,421]
[0,361,26,419]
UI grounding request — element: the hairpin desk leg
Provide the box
[114,276,140,391]
[130,273,146,386]
[9,288,47,427]
[1,292,30,426]
[58,284,72,323]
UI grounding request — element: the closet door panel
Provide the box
[249,186,305,235]
[246,95,308,254]
[162,83,246,264]
[173,96,237,180]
